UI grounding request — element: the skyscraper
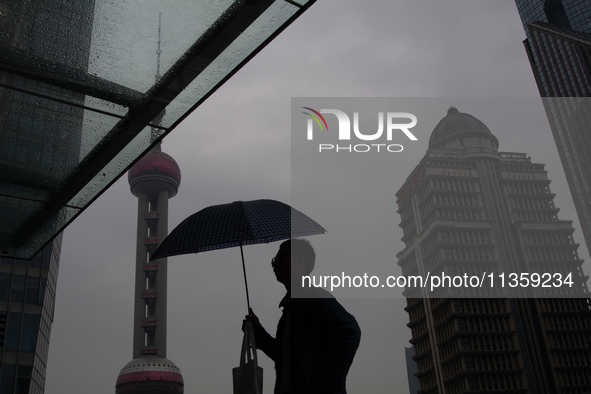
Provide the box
[514,0,591,257]
[0,238,62,394]
[0,2,94,393]
[397,107,591,394]
[115,142,183,394]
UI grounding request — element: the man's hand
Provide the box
[242,308,262,333]
[241,307,275,361]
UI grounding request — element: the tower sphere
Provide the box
[428,106,497,149]
[115,356,184,394]
[128,147,181,198]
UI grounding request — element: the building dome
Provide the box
[428,106,494,149]
[128,144,181,198]
[116,356,184,394]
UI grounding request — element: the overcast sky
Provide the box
[43,1,590,394]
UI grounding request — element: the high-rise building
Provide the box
[0,238,62,394]
[397,107,591,394]
[115,142,183,394]
[0,2,94,393]
[0,0,94,255]
[514,0,591,257]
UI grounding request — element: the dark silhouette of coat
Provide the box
[255,288,361,394]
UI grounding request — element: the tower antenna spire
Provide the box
[156,12,162,82]
[151,12,163,144]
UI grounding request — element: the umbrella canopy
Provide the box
[151,199,325,259]
[150,199,326,310]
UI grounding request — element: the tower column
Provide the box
[133,192,151,359]
[117,143,183,394]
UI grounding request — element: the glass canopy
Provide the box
[0,0,314,259]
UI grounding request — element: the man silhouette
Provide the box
[244,239,361,394]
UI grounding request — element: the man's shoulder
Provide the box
[293,288,358,322]
[294,286,335,299]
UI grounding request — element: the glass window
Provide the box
[7,312,21,325]
[0,376,15,394]
[16,377,30,394]
[20,327,38,352]
[5,325,20,351]
[25,280,39,304]
[2,364,16,376]
[0,274,11,300]
[22,314,39,328]
[0,257,14,264]
[10,276,25,302]
[42,249,51,269]
[39,279,46,305]
[29,252,43,268]
[443,249,452,259]
[17,366,32,377]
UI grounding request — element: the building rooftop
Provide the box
[428,106,494,148]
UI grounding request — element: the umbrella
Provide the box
[151,199,326,310]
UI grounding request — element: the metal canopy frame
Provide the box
[0,0,315,259]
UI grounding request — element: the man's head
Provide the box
[272,239,316,289]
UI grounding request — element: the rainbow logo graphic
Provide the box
[302,107,329,132]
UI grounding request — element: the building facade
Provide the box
[397,107,591,394]
[0,1,94,393]
[0,0,94,253]
[0,237,61,394]
[514,0,591,257]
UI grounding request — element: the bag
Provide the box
[233,320,263,394]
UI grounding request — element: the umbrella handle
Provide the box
[240,242,251,314]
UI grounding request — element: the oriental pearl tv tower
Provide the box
[115,14,184,394]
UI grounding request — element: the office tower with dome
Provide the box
[115,141,184,394]
[397,107,591,394]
